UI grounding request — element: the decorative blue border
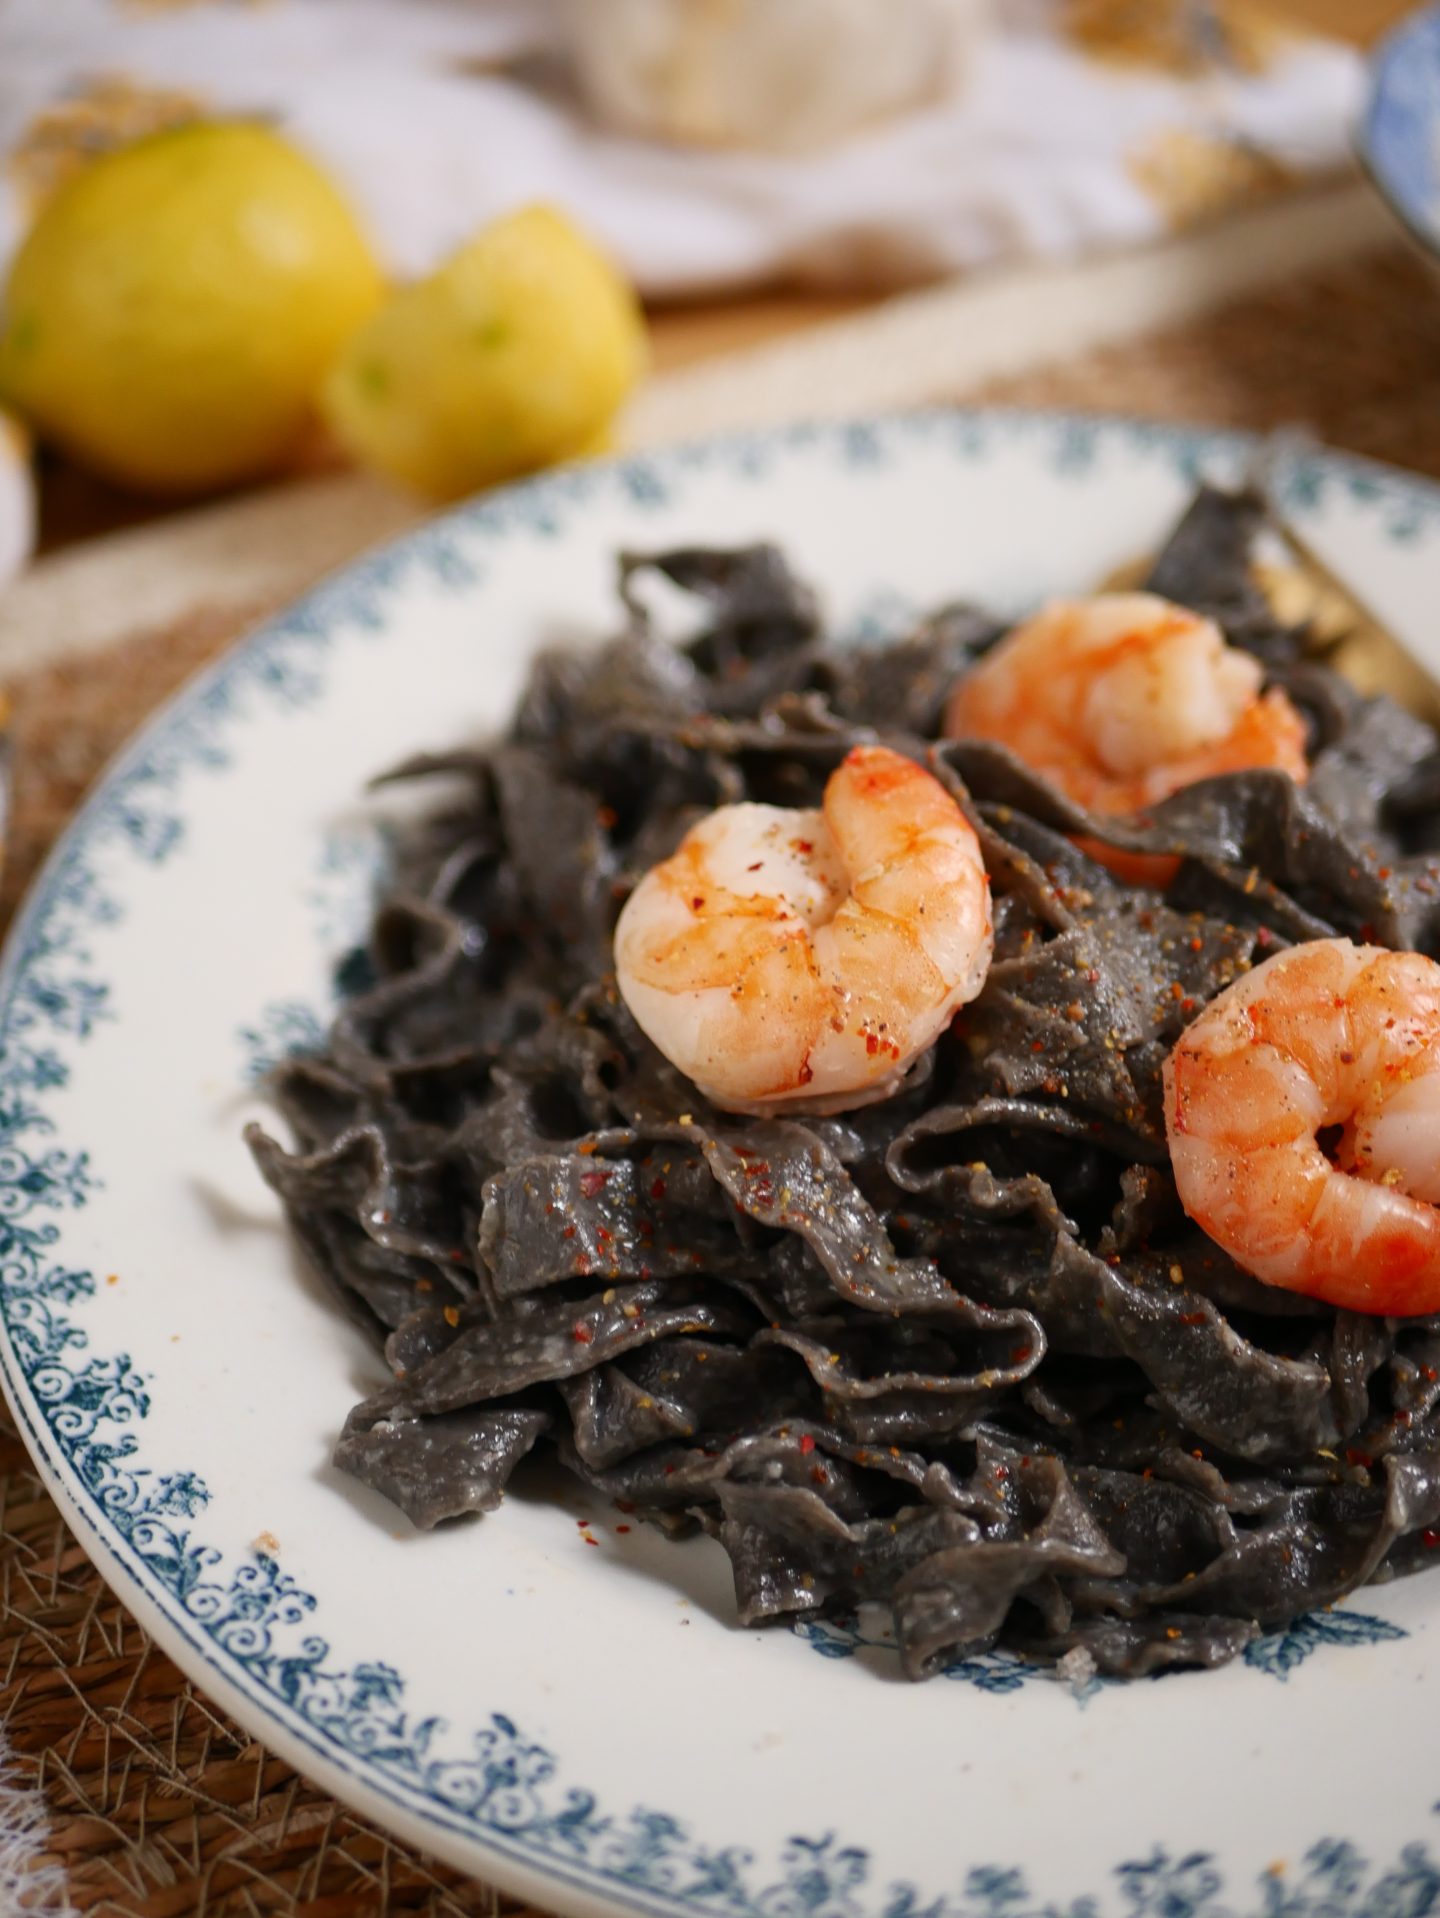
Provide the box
[796,1605,1408,1693]
[1360,4,1440,263]
[2,413,1439,1918]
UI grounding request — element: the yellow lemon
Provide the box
[322,205,646,501]
[0,122,383,495]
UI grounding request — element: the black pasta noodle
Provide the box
[248,486,1440,1682]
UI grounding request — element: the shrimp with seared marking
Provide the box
[1165,938,1440,1313]
[944,592,1308,882]
[614,745,993,1114]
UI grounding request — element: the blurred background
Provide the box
[0,0,1424,578]
[0,0,1436,701]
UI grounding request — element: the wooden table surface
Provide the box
[31,0,1412,556]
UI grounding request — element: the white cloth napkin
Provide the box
[0,0,1364,298]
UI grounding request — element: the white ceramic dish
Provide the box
[3,412,1440,1918]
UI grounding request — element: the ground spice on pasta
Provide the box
[248,487,1440,1680]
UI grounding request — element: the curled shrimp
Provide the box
[614,744,993,1114]
[944,592,1308,882]
[1164,938,1440,1313]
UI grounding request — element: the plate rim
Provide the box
[4,406,1440,1916]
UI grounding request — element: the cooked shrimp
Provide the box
[1164,938,1440,1313]
[945,593,1308,882]
[614,745,993,1113]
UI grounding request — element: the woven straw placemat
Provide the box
[4,240,1440,1916]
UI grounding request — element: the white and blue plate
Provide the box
[3,413,1440,1918]
[1360,4,1440,267]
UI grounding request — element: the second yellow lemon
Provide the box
[322,206,647,501]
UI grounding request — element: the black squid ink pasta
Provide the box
[247,486,1440,1681]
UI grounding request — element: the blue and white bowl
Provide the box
[1360,4,1440,267]
[2,413,1440,1916]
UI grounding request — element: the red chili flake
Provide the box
[794,839,813,854]
[1424,1530,1440,1550]
[1378,867,1392,881]
[578,1140,599,1156]
[572,1323,593,1344]
[1255,926,1275,949]
[1179,1311,1206,1326]
[691,897,705,911]
[1031,1039,1045,1054]
[865,1033,880,1056]
[799,1434,816,1455]
[1189,937,1203,953]
[597,805,618,829]
[577,1519,591,1529]
[746,862,763,872]
[447,1249,467,1263]
[579,1169,612,1199]
[595,1226,613,1247]
[562,1225,577,1240]
[1423,1367,1438,1384]
[584,1535,599,1547]
[650,1177,667,1201]
[1358,923,1376,944]
[616,1524,632,1534]
[1180,998,1195,1016]
[994,1464,1010,1481]
[1346,1447,1373,1469]
[574,1253,592,1276]
[416,1277,433,1293]
[1010,1345,1032,1364]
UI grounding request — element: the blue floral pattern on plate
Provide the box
[2,413,1439,1917]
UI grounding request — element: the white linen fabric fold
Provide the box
[0,0,1363,296]
[0,1724,75,1915]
